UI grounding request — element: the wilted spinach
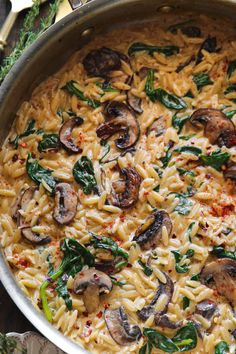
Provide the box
[62,80,100,109]
[26,153,57,193]
[215,341,229,354]
[183,296,190,310]
[73,156,97,194]
[172,113,189,133]
[200,149,230,170]
[99,140,110,163]
[174,146,202,156]
[40,238,95,322]
[174,195,193,216]
[160,141,174,168]
[193,72,213,90]
[190,273,200,281]
[211,246,236,260]
[138,259,153,276]
[167,19,193,33]
[185,222,195,242]
[10,119,41,148]
[171,249,194,273]
[224,109,236,119]
[139,341,153,354]
[38,133,60,152]
[96,81,119,93]
[227,60,236,78]
[179,134,196,141]
[128,42,179,56]
[177,168,195,177]
[224,84,236,95]
[46,254,54,276]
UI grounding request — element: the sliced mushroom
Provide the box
[138,67,150,80]
[59,117,84,153]
[155,314,183,329]
[195,299,217,320]
[74,268,112,313]
[96,101,140,149]
[224,164,236,179]
[181,26,201,38]
[133,210,172,250]
[83,47,122,77]
[138,272,174,321]
[19,187,51,244]
[105,306,141,346]
[147,116,166,137]
[190,108,236,147]
[53,183,78,225]
[200,258,236,305]
[196,36,217,64]
[108,167,141,208]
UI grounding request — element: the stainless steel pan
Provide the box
[0,0,236,352]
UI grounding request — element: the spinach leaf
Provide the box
[177,168,195,177]
[96,81,119,93]
[40,238,94,322]
[179,134,196,140]
[73,156,97,194]
[172,113,189,133]
[224,109,236,119]
[211,246,236,260]
[174,146,202,156]
[160,151,172,168]
[145,70,187,110]
[174,196,193,216]
[38,133,60,152]
[224,84,236,95]
[62,80,100,109]
[171,249,194,273]
[143,328,179,353]
[153,185,160,192]
[183,296,190,310]
[185,222,195,242]
[215,341,229,354]
[10,119,38,148]
[57,108,75,123]
[227,60,236,78]
[99,140,110,163]
[200,149,230,170]
[139,342,153,354]
[172,322,197,351]
[193,72,213,90]
[128,42,179,56]
[190,273,200,281]
[110,276,126,287]
[26,153,57,193]
[55,276,72,310]
[138,259,153,276]
[167,19,193,33]
[46,254,54,276]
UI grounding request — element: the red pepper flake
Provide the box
[96,311,103,318]
[20,142,27,148]
[18,258,29,268]
[12,154,18,162]
[144,191,149,196]
[19,159,25,165]
[119,214,125,222]
[127,263,132,268]
[86,320,92,327]
[103,303,110,309]
[83,311,89,317]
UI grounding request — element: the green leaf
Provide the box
[227,60,236,78]
[55,276,72,310]
[99,140,111,163]
[190,274,200,281]
[143,328,179,353]
[224,109,236,119]
[62,80,100,109]
[185,222,195,242]
[183,296,190,310]
[96,81,119,93]
[46,254,54,276]
[200,149,230,170]
[215,341,229,354]
[193,72,213,90]
[172,113,189,133]
[167,19,193,33]
[172,322,197,351]
[26,153,57,194]
[174,146,202,156]
[179,134,196,140]
[10,119,37,148]
[177,168,195,177]
[110,276,126,287]
[139,342,153,354]
[38,133,60,152]
[73,156,97,194]
[211,246,236,260]
[138,259,153,276]
[171,250,194,273]
[154,88,187,110]
[174,195,193,216]
[90,233,129,262]
[128,42,179,56]
[160,151,172,168]
[224,84,236,95]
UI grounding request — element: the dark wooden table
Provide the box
[0,0,39,334]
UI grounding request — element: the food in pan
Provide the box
[1,12,236,353]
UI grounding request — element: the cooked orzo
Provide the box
[1,12,236,354]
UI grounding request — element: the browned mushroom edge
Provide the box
[127,77,143,114]
[146,116,166,137]
[190,108,236,148]
[224,164,236,179]
[83,47,122,77]
[104,306,142,346]
[96,101,140,150]
[17,187,51,244]
[200,258,236,306]
[138,272,174,321]
[59,117,84,153]
[108,167,141,208]
[133,210,172,250]
[195,299,217,320]
[53,183,78,225]
[155,314,183,329]
[73,268,112,313]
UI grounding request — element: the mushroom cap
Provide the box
[155,314,183,329]
[133,210,172,250]
[147,116,166,137]
[96,101,140,150]
[108,167,141,208]
[83,47,121,77]
[73,268,112,295]
[105,306,141,346]
[200,258,236,305]
[224,164,236,180]
[190,108,236,147]
[59,117,84,153]
[195,299,217,320]
[53,183,78,225]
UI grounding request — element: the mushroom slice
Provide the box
[105,306,141,346]
[147,116,166,137]
[127,76,143,114]
[19,187,51,244]
[155,314,183,329]
[12,187,26,220]
[53,183,78,225]
[96,101,140,149]
[59,117,84,153]
[73,268,112,313]
[190,108,236,147]
[195,299,217,320]
[83,47,122,77]
[133,210,172,250]
[108,167,141,208]
[196,36,217,64]
[224,164,236,179]
[138,272,174,321]
[200,258,236,305]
